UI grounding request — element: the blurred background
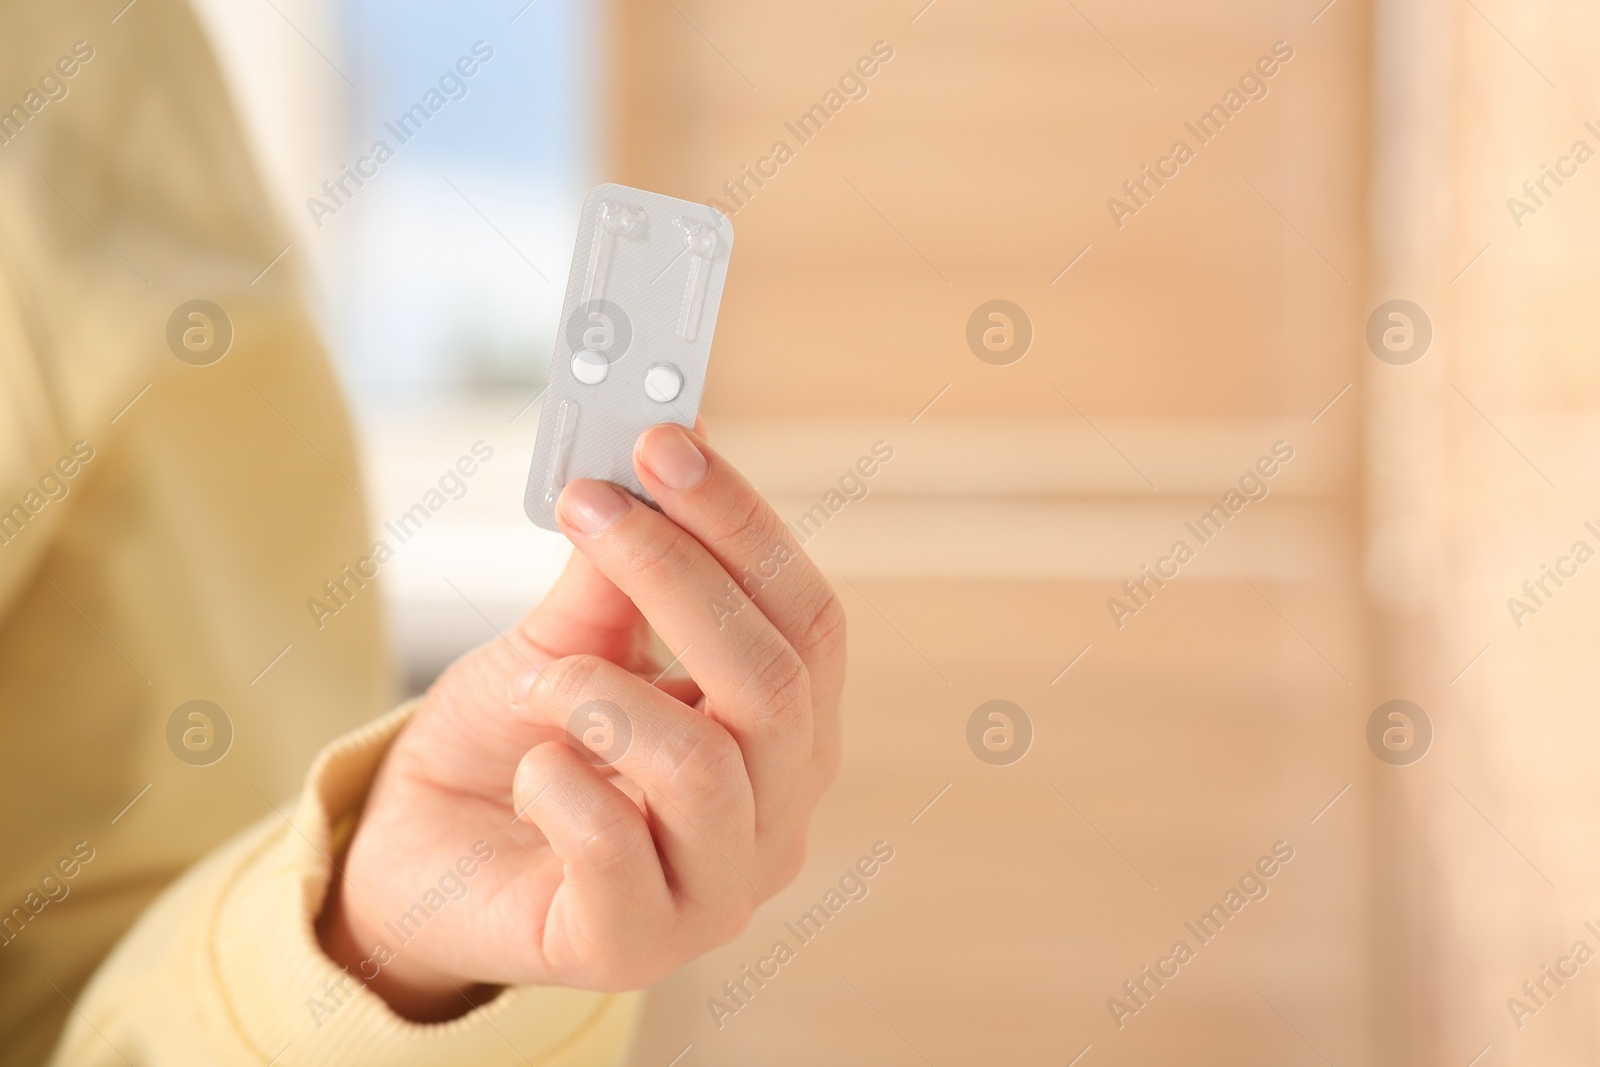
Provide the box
[191,0,1600,1063]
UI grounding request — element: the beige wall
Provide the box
[604,1,1598,1064]
[612,0,1367,420]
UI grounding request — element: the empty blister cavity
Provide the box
[676,218,718,342]
[583,201,646,306]
[542,398,580,504]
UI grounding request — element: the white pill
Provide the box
[644,363,683,402]
[571,349,608,385]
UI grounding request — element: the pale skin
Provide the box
[317,422,845,1019]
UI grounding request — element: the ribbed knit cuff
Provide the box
[208,701,640,1066]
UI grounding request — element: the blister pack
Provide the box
[524,183,735,531]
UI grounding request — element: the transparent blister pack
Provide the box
[524,184,735,530]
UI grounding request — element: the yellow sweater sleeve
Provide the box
[0,2,640,1061]
[48,703,641,1067]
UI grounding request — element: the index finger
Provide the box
[632,424,845,768]
[554,479,815,855]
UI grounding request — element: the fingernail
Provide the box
[558,480,630,534]
[638,424,708,490]
[508,669,539,708]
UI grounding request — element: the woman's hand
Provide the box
[317,423,845,1019]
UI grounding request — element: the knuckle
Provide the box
[741,643,810,724]
[702,490,772,556]
[795,590,847,661]
[664,719,744,796]
[625,524,702,588]
[574,808,649,874]
[536,653,608,705]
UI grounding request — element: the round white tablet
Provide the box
[644,363,683,403]
[571,349,608,384]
